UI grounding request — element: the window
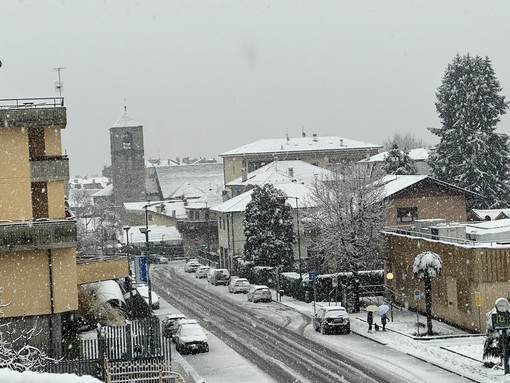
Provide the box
[122,132,133,150]
[397,207,418,223]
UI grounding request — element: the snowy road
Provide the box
[152,263,471,383]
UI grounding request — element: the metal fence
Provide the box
[38,317,173,380]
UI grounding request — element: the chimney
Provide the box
[288,167,294,178]
[340,139,344,146]
[313,134,318,142]
[242,168,248,182]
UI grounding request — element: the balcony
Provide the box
[30,156,70,182]
[0,219,77,252]
[76,254,129,284]
[0,98,66,129]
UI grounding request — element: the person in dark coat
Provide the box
[381,313,388,331]
[367,311,373,333]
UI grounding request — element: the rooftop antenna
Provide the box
[53,67,65,98]
[124,98,127,112]
[286,128,289,143]
[302,125,306,137]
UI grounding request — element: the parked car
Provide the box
[174,322,209,354]
[136,285,160,310]
[247,285,272,303]
[313,306,350,334]
[209,269,230,286]
[162,313,187,338]
[184,260,201,273]
[195,265,210,279]
[228,277,250,293]
[148,254,168,264]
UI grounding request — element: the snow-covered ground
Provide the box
[280,296,505,383]
[0,369,101,383]
[164,262,507,383]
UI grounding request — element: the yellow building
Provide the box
[0,98,127,356]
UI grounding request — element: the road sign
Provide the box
[309,271,319,281]
[414,288,420,300]
[138,256,147,282]
[492,312,510,329]
[332,276,338,288]
[475,292,481,307]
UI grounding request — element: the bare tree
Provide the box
[383,131,425,151]
[306,165,388,312]
[0,317,55,372]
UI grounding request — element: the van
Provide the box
[247,285,272,303]
[208,268,230,286]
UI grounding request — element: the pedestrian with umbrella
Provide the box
[365,305,378,333]
[377,304,390,331]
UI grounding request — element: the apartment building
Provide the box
[0,98,128,356]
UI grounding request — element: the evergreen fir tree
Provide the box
[243,184,295,270]
[383,142,418,175]
[429,54,510,208]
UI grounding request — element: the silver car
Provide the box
[228,277,250,293]
[247,285,272,303]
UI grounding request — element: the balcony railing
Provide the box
[30,156,70,182]
[0,98,66,129]
[0,219,77,252]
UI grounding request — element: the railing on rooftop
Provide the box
[0,97,64,109]
[381,225,510,247]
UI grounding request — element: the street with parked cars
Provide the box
[150,260,472,383]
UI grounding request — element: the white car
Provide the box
[174,322,209,354]
[247,285,272,303]
[184,260,201,273]
[228,277,250,293]
[195,265,210,278]
[136,285,160,309]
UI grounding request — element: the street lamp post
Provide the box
[288,196,302,280]
[123,226,133,316]
[386,272,394,322]
[140,201,152,310]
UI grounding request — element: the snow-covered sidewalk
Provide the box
[276,295,506,383]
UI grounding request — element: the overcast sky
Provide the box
[2,1,510,176]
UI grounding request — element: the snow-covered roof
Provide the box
[111,111,142,128]
[465,218,510,235]
[123,200,186,219]
[128,224,182,244]
[220,136,381,156]
[92,183,113,197]
[377,174,479,199]
[212,183,314,213]
[69,176,110,189]
[227,160,332,187]
[171,182,206,200]
[359,147,430,163]
[186,192,224,210]
[156,163,224,199]
[469,209,510,221]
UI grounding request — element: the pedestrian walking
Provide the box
[381,313,388,332]
[367,311,373,333]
